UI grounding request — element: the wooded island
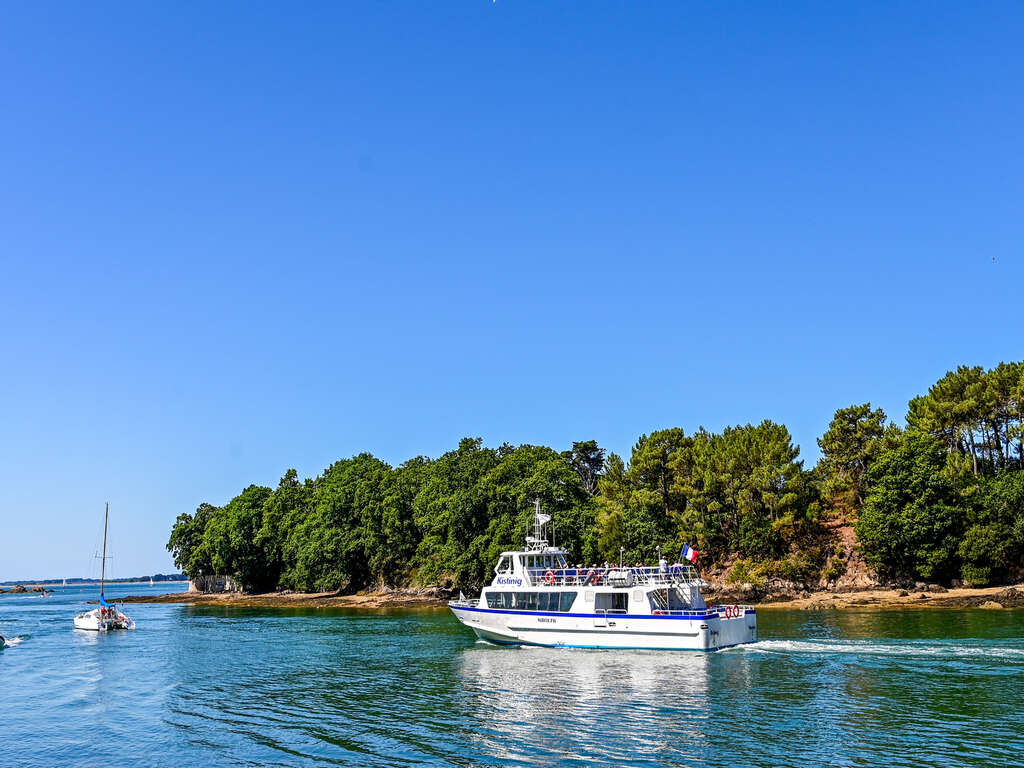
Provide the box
[167,362,1024,595]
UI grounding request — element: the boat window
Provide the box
[668,588,691,610]
[488,592,578,612]
[496,556,512,574]
[555,553,568,568]
[595,593,628,612]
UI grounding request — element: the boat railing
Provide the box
[522,565,702,588]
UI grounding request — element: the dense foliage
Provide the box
[168,362,1024,592]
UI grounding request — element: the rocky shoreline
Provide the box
[0,585,53,596]
[710,584,1024,610]
[120,587,449,609]
[119,583,1024,611]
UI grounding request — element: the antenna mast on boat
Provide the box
[100,502,109,599]
[527,498,551,551]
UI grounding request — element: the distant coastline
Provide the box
[0,576,186,588]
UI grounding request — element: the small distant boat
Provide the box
[0,634,6,649]
[73,503,135,632]
[62,578,66,589]
[149,577,154,587]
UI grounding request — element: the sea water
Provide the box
[1,584,1022,767]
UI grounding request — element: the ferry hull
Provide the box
[450,605,756,651]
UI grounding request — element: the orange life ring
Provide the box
[544,569,556,585]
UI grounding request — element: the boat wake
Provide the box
[738,638,1024,661]
[2,635,27,648]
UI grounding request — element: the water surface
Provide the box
[1,584,1022,767]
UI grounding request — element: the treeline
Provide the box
[168,361,1024,592]
[853,363,1024,586]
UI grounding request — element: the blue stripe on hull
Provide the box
[452,605,754,620]
[471,633,750,653]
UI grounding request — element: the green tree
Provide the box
[257,469,314,590]
[166,502,218,577]
[817,403,887,520]
[562,440,606,496]
[412,438,501,586]
[289,454,392,592]
[595,453,628,561]
[222,485,275,591]
[856,430,966,582]
[960,471,1024,585]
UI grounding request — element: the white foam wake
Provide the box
[741,638,1024,660]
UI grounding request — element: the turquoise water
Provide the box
[1,584,1022,767]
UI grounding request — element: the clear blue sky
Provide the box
[2,2,1021,581]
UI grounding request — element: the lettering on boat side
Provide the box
[496,577,523,586]
[537,617,556,623]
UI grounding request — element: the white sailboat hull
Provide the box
[73,608,135,632]
[450,605,756,651]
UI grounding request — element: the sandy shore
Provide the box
[747,584,1024,610]
[121,590,448,609]
[122,584,1024,611]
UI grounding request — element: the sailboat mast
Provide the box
[100,502,109,595]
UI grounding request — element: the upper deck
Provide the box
[489,502,704,591]
[491,548,703,590]
[522,564,703,589]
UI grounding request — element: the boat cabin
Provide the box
[484,545,707,615]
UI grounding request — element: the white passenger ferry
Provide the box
[449,505,756,651]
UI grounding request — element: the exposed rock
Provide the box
[995,588,1024,607]
[917,593,929,600]
[979,601,1004,609]
[898,590,909,597]
[8,585,26,594]
[926,584,948,593]
[825,523,884,591]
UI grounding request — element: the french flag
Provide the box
[682,545,699,563]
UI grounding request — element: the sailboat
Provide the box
[73,503,135,631]
[149,577,154,587]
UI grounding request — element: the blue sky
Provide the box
[1,2,1021,580]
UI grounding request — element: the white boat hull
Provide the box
[73,608,135,632]
[450,605,756,651]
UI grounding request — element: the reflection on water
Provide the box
[457,646,712,766]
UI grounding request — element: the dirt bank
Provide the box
[745,584,1024,610]
[121,589,448,609]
